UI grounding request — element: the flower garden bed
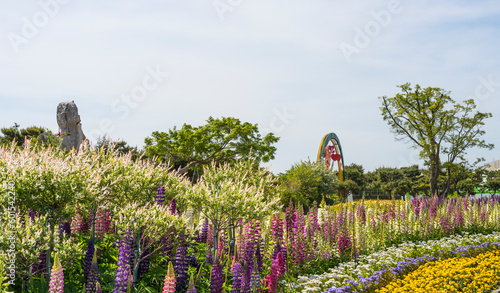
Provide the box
[1,144,500,292]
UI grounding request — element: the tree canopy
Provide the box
[144,116,279,174]
[379,83,493,196]
[279,161,338,210]
[0,125,55,147]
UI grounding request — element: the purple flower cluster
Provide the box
[175,233,189,291]
[210,258,223,293]
[168,197,177,215]
[156,186,166,206]
[231,262,242,293]
[271,215,284,245]
[32,249,47,275]
[86,252,100,293]
[139,243,150,278]
[200,219,208,243]
[114,232,132,293]
[83,237,95,279]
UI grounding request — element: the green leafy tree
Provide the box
[0,125,58,147]
[185,158,281,251]
[342,163,366,195]
[94,135,141,161]
[279,161,338,209]
[485,170,500,196]
[335,179,358,201]
[370,167,403,198]
[380,83,493,196]
[113,202,187,284]
[144,117,279,175]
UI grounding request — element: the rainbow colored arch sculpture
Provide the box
[317,133,345,182]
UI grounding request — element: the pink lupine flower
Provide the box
[49,254,64,293]
[162,262,176,293]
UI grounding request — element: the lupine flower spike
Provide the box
[156,186,166,206]
[49,253,64,293]
[162,261,176,293]
[186,273,197,293]
[114,233,131,293]
[210,257,223,293]
[86,251,100,293]
[84,236,95,279]
[96,282,103,293]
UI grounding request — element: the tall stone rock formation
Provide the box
[57,101,87,151]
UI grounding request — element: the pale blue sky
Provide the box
[1,0,499,173]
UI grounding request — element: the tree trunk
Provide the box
[429,152,440,196]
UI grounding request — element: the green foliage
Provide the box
[113,202,187,281]
[186,158,281,232]
[380,83,493,196]
[485,170,500,195]
[343,163,366,194]
[279,161,338,210]
[94,135,141,161]
[144,116,279,175]
[0,210,50,288]
[366,165,427,198]
[0,126,51,147]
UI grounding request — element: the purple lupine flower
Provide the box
[270,215,284,245]
[59,221,71,238]
[255,241,263,274]
[206,247,213,266]
[156,186,166,206]
[28,208,37,221]
[168,197,177,215]
[33,249,47,275]
[272,243,281,261]
[138,239,150,278]
[250,259,260,292]
[128,230,136,274]
[280,246,288,272]
[162,228,176,260]
[231,262,242,293]
[188,254,200,270]
[200,219,208,243]
[175,233,189,291]
[84,237,95,279]
[245,240,255,278]
[210,257,223,293]
[49,254,64,293]
[240,262,250,293]
[86,252,100,293]
[114,233,131,293]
